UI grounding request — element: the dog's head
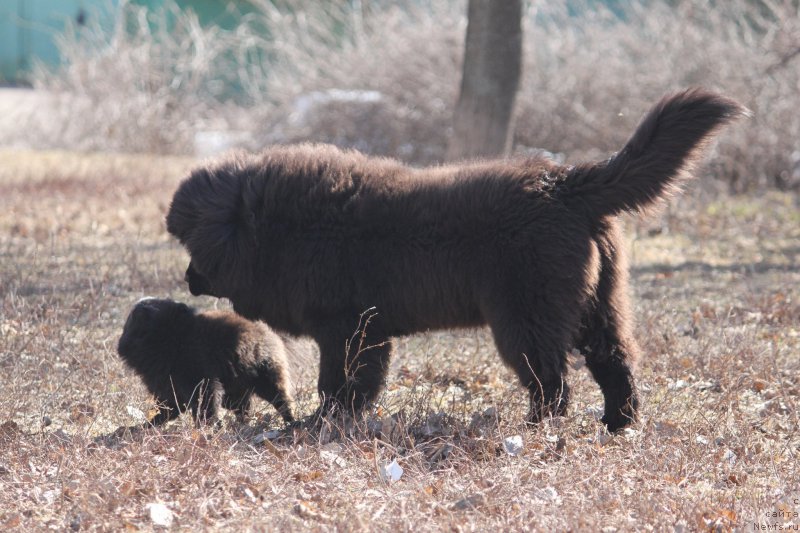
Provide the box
[184,261,216,297]
[117,298,195,366]
[166,156,259,306]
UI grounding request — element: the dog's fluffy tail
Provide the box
[561,88,746,220]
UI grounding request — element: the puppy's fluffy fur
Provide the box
[166,89,745,430]
[117,298,296,425]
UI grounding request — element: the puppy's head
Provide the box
[117,298,195,366]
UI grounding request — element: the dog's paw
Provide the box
[601,399,639,432]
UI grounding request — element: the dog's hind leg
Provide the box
[486,290,581,424]
[489,317,573,424]
[578,219,640,432]
[485,231,599,425]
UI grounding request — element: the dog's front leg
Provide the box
[313,311,392,416]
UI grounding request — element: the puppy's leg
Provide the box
[149,396,181,426]
[190,379,220,425]
[222,388,253,422]
[270,393,295,424]
[148,377,185,426]
[250,373,295,423]
[579,220,640,432]
[262,388,295,424]
[314,312,392,416]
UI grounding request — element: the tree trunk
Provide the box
[446,0,523,161]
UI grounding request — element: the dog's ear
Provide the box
[121,300,159,341]
[170,163,258,293]
[187,209,257,290]
[133,298,160,319]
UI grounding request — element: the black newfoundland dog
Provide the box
[118,298,297,425]
[166,89,744,431]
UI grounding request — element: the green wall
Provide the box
[0,1,110,84]
[0,1,260,84]
[130,0,260,30]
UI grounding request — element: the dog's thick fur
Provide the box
[117,298,296,425]
[166,89,745,431]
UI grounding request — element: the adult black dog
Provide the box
[166,89,744,431]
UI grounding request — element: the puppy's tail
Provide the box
[561,88,747,220]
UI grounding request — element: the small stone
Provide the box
[147,503,173,528]
[379,459,403,483]
[503,435,524,456]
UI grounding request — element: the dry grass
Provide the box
[515,0,800,192]
[1,150,798,531]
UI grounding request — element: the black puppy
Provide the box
[117,298,296,425]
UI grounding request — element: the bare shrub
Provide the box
[255,0,800,189]
[516,0,800,192]
[28,0,272,154]
[24,0,800,189]
[250,0,465,164]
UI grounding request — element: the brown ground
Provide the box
[0,149,798,531]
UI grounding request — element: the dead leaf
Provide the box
[120,482,137,497]
[753,379,768,392]
[452,493,486,511]
[2,514,21,529]
[726,473,746,485]
[292,470,324,482]
[260,439,285,459]
[294,501,329,522]
[422,478,444,497]
[69,402,96,423]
